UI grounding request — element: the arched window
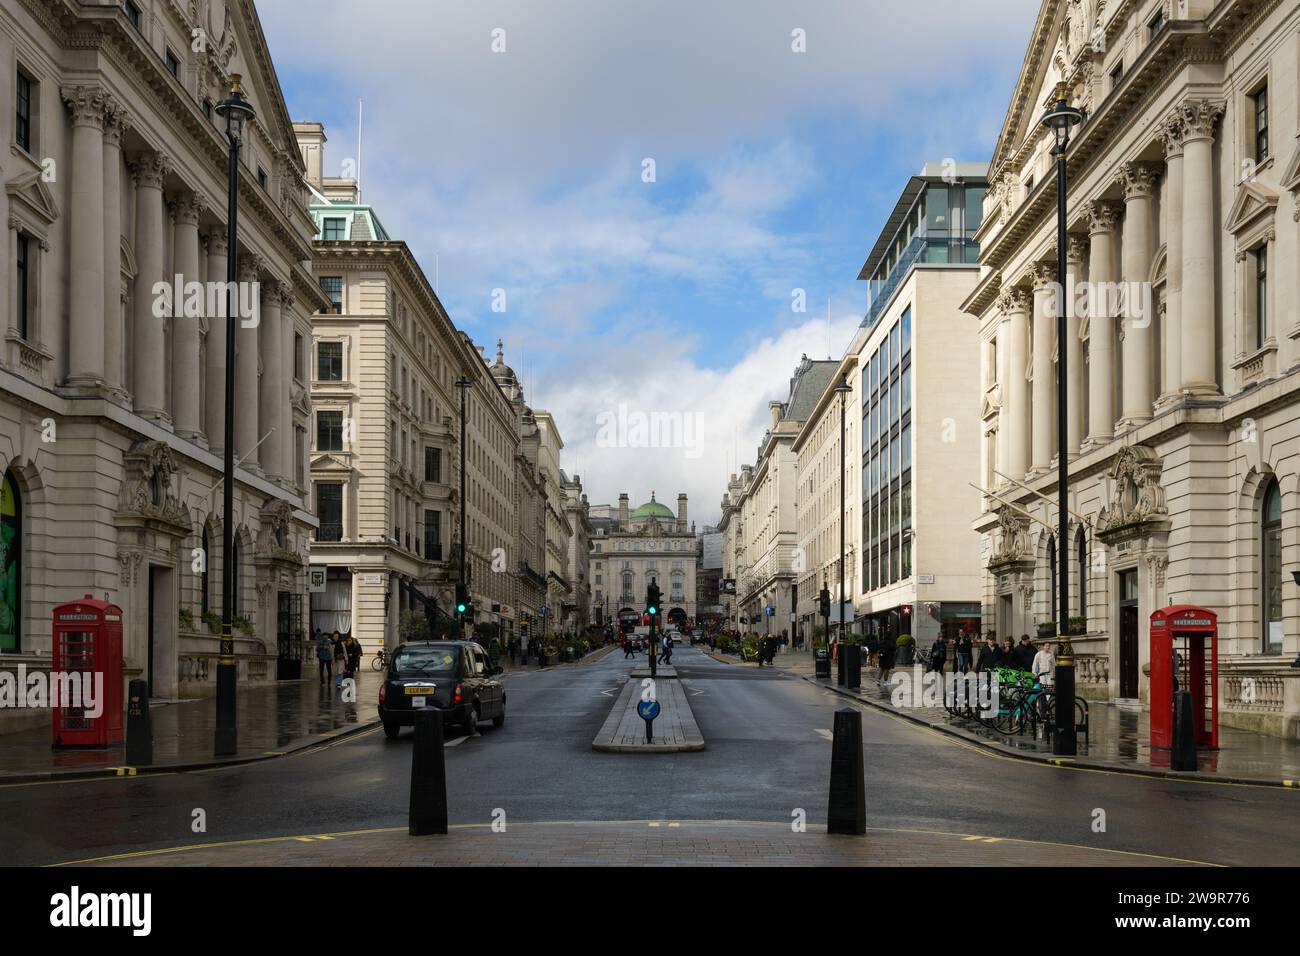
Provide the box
[1076,529,1088,619]
[0,470,22,651]
[1262,480,1282,653]
[231,535,241,618]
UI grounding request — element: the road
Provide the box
[1,644,1295,866]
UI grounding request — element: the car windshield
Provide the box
[390,646,458,677]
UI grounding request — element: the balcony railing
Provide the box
[864,235,979,329]
[316,522,343,542]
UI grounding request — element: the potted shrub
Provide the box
[895,633,915,666]
[178,607,197,633]
[1036,621,1057,639]
[1067,616,1087,636]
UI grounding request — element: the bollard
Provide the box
[827,707,865,835]
[1170,690,1198,772]
[409,708,448,835]
[845,644,861,689]
[125,679,152,766]
[836,647,846,686]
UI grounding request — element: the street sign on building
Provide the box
[308,568,327,593]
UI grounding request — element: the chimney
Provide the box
[293,121,326,188]
[618,493,629,524]
[769,401,783,428]
[677,493,688,532]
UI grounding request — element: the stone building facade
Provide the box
[967,0,1300,738]
[591,492,696,630]
[0,0,322,730]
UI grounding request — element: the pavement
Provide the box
[4,644,1298,867]
[764,648,1300,787]
[591,674,704,752]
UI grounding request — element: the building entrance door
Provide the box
[1118,569,1139,699]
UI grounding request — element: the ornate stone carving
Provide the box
[257,498,302,567]
[1066,234,1089,264]
[997,286,1031,315]
[1177,99,1224,142]
[990,509,1032,566]
[129,152,171,190]
[1145,551,1168,586]
[207,227,228,256]
[102,97,131,147]
[169,193,206,227]
[1118,161,1161,199]
[117,439,191,535]
[116,550,143,587]
[1028,262,1057,290]
[1085,199,1121,234]
[1158,111,1186,158]
[60,85,107,129]
[238,252,265,283]
[1096,444,1168,541]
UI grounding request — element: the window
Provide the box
[123,1,141,31]
[1262,480,1282,653]
[316,483,343,542]
[1077,529,1087,618]
[424,510,441,560]
[1252,84,1269,163]
[319,276,343,313]
[231,536,241,617]
[1047,535,1057,619]
[15,234,30,341]
[0,470,22,651]
[294,332,304,380]
[1253,246,1268,349]
[165,49,179,78]
[317,341,343,381]
[316,410,344,451]
[425,446,441,483]
[203,99,212,121]
[323,217,346,240]
[257,167,268,190]
[1147,8,1164,40]
[15,69,32,153]
[1110,62,1123,90]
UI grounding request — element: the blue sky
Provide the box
[259,0,1039,522]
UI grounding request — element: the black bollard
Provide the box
[1170,690,1198,772]
[826,707,866,835]
[125,679,152,766]
[836,646,846,686]
[409,708,448,835]
[845,644,861,689]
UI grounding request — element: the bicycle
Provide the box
[370,646,389,672]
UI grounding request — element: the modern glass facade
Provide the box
[862,307,912,593]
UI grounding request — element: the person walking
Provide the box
[928,635,947,674]
[508,638,518,665]
[623,635,635,659]
[1014,635,1036,672]
[331,630,347,686]
[956,631,973,674]
[345,634,362,678]
[315,628,333,686]
[878,635,896,684]
[660,631,673,665]
[975,636,1001,673]
[1032,641,1056,687]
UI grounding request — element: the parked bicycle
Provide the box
[371,646,389,672]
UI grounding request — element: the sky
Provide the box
[258,0,1039,525]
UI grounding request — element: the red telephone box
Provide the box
[1149,604,1218,750]
[51,594,124,747]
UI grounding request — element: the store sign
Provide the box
[362,573,383,586]
[917,573,935,584]
[308,568,327,593]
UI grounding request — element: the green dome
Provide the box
[631,494,675,520]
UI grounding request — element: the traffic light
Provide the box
[455,583,469,618]
[646,582,660,619]
[819,587,831,618]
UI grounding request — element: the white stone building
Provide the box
[591,492,696,630]
[967,0,1300,739]
[0,0,321,730]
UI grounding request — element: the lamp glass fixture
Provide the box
[1040,82,1083,151]
[215,72,256,141]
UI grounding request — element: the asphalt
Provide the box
[2,645,1296,866]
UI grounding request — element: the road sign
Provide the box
[637,699,661,721]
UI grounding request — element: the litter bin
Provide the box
[844,644,862,688]
[814,648,831,679]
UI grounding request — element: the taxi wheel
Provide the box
[493,708,505,728]
[464,705,479,736]
[383,720,400,739]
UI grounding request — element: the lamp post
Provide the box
[1040,82,1084,756]
[212,74,255,756]
[455,377,471,640]
[834,374,852,646]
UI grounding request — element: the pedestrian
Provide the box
[928,634,947,673]
[660,631,673,665]
[878,636,896,684]
[330,630,347,685]
[1014,634,1036,672]
[315,628,332,686]
[1001,638,1016,669]
[346,634,362,677]
[623,635,635,659]
[508,638,518,665]
[975,636,1000,672]
[957,631,973,674]
[1032,640,1056,687]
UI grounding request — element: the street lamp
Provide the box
[212,73,255,756]
[455,377,472,640]
[1040,81,1083,756]
[834,374,852,647]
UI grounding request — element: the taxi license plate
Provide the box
[405,686,435,695]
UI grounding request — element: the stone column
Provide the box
[235,254,263,470]
[1157,114,1185,409]
[130,152,171,423]
[102,100,130,397]
[205,229,228,453]
[995,314,1010,486]
[258,279,285,480]
[1064,236,1086,457]
[62,86,107,389]
[1030,263,1056,475]
[1178,100,1224,396]
[280,293,296,484]
[1118,161,1159,430]
[1083,200,1120,448]
[1000,287,1031,481]
[170,193,205,440]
